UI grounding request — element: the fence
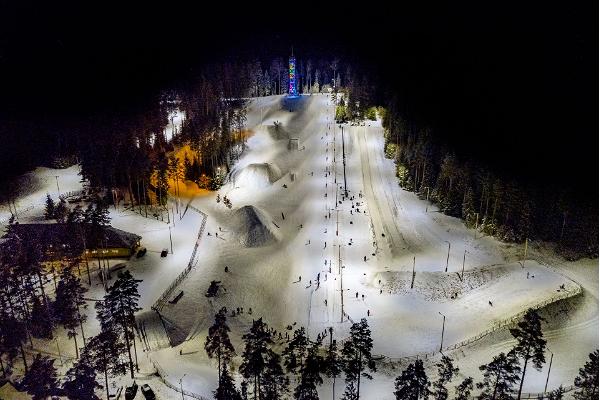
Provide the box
[150,357,209,400]
[379,283,582,365]
[0,204,35,225]
[151,204,207,312]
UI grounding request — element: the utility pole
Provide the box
[522,237,529,267]
[341,126,348,198]
[54,176,61,196]
[438,312,446,352]
[169,226,174,254]
[461,250,467,281]
[411,256,416,289]
[339,245,344,323]
[180,374,187,400]
[444,241,451,272]
[544,351,554,393]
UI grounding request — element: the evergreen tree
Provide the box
[86,330,127,400]
[341,380,358,400]
[283,326,309,374]
[262,350,289,400]
[393,359,431,400]
[44,194,55,220]
[21,354,59,400]
[573,350,598,399]
[509,308,547,399]
[342,318,376,399]
[97,271,141,379]
[214,366,242,400]
[294,340,324,400]
[454,377,473,400]
[323,328,343,400]
[546,385,565,400]
[205,307,236,381]
[239,318,272,400]
[54,200,69,223]
[29,295,54,339]
[477,351,521,400]
[63,354,101,400]
[432,356,458,400]
[0,309,28,374]
[67,205,85,224]
[54,267,87,358]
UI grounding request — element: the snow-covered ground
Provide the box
[2,93,597,399]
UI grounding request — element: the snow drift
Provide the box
[232,205,279,247]
[232,162,282,189]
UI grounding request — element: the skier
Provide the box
[356,292,359,298]
[489,300,493,306]
[367,310,370,317]
[362,294,365,301]
[324,299,327,306]
[364,256,367,262]
[225,266,229,273]
[282,212,285,220]
[299,276,302,282]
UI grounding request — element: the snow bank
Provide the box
[232,162,282,189]
[231,205,279,247]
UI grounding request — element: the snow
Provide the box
[3,93,597,399]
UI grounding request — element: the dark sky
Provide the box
[0,2,597,191]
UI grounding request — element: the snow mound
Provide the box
[233,163,282,189]
[232,205,279,247]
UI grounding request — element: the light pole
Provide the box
[341,126,348,198]
[461,249,468,281]
[54,176,61,196]
[544,351,554,393]
[179,373,187,400]
[169,226,174,254]
[438,312,446,352]
[444,241,451,272]
[410,256,416,289]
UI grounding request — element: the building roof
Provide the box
[2,223,141,255]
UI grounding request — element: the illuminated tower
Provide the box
[288,53,297,96]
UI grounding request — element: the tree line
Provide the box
[380,105,598,260]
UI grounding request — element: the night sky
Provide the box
[0,2,597,194]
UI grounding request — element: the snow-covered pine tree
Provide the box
[509,308,547,400]
[324,328,343,400]
[393,359,431,400]
[86,330,127,400]
[293,340,324,400]
[29,295,53,339]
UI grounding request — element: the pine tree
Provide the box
[214,366,242,400]
[324,328,343,400]
[393,359,431,400]
[477,351,521,400]
[29,295,54,339]
[432,356,458,400]
[573,350,598,399]
[54,200,69,223]
[54,267,87,358]
[341,380,358,400]
[239,318,272,400]
[86,330,127,400]
[509,308,547,399]
[547,385,565,400]
[454,377,473,400]
[262,350,289,400]
[21,354,59,400]
[294,340,324,400]
[45,194,56,220]
[283,326,309,374]
[67,205,85,224]
[63,354,101,400]
[205,307,236,381]
[342,318,376,399]
[97,271,141,379]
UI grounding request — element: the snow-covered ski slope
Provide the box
[2,94,596,398]
[150,94,595,397]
